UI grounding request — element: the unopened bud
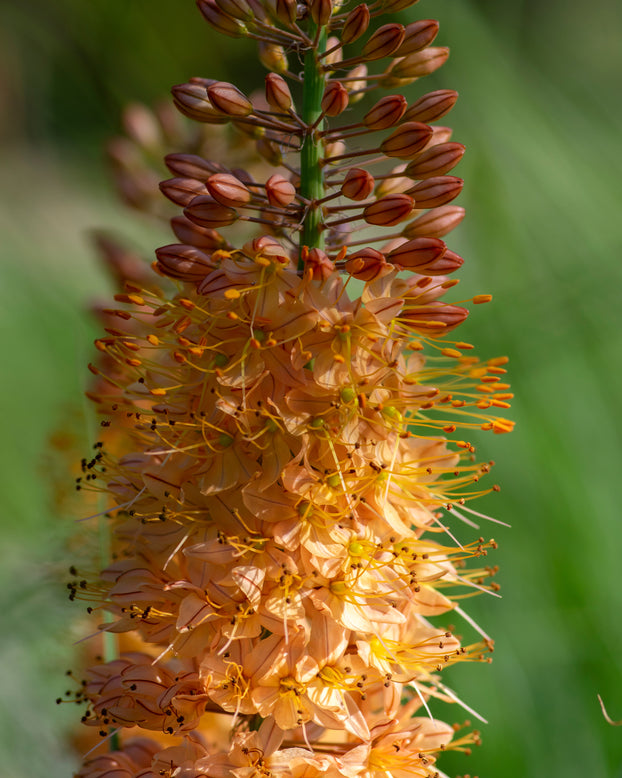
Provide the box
[322,139,347,159]
[321,81,349,117]
[172,82,228,123]
[341,4,370,45]
[275,0,297,25]
[361,23,405,61]
[265,174,297,206]
[406,142,465,179]
[215,0,253,20]
[323,36,343,67]
[122,103,162,151]
[304,247,335,281]
[402,205,466,239]
[155,244,215,281]
[363,194,414,226]
[403,89,458,123]
[165,153,223,180]
[408,176,463,209]
[159,177,208,206]
[345,64,368,101]
[197,0,248,36]
[380,121,432,159]
[244,235,290,264]
[382,0,420,12]
[363,94,407,130]
[256,138,283,165]
[207,82,253,116]
[185,195,239,228]
[171,215,229,250]
[207,173,252,207]
[394,19,439,57]
[387,237,446,271]
[265,73,293,112]
[344,248,392,281]
[401,302,468,336]
[341,168,375,201]
[258,41,289,72]
[310,0,332,26]
[388,46,450,80]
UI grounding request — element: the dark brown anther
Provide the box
[363,194,414,226]
[196,0,248,37]
[407,176,463,209]
[207,173,252,207]
[171,83,229,123]
[207,82,253,116]
[321,81,349,117]
[341,168,375,201]
[171,215,229,250]
[266,174,297,207]
[265,73,293,112]
[159,177,208,207]
[310,0,332,26]
[184,195,239,228]
[386,237,446,272]
[403,89,459,123]
[405,142,465,179]
[363,95,407,130]
[393,19,439,57]
[401,205,465,239]
[344,248,392,281]
[340,4,370,45]
[361,23,406,61]
[380,121,432,159]
[155,244,215,281]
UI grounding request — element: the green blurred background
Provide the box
[1,0,621,775]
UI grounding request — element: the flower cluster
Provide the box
[66,1,512,776]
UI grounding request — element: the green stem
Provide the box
[299,24,327,269]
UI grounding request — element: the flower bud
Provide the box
[185,195,239,228]
[207,82,253,116]
[321,81,349,117]
[197,0,248,36]
[256,138,283,166]
[155,244,215,281]
[323,36,343,66]
[387,46,449,80]
[322,139,346,159]
[403,89,458,123]
[304,247,335,280]
[159,177,209,206]
[340,4,370,45]
[341,168,375,201]
[265,73,293,112]
[363,194,414,226]
[171,82,228,123]
[258,41,289,72]
[380,121,432,159]
[382,0,420,11]
[402,205,465,239]
[266,174,297,207]
[244,235,290,264]
[165,153,223,179]
[361,23,406,61]
[345,64,368,101]
[310,0,332,26]
[275,0,297,25]
[408,176,463,209]
[344,248,392,281]
[122,103,162,151]
[215,0,254,20]
[206,173,252,207]
[171,215,229,250]
[387,237,446,271]
[363,95,407,130]
[400,302,468,336]
[393,19,439,57]
[405,142,465,179]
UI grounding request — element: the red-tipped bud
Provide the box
[380,122,432,159]
[184,195,239,228]
[393,19,439,57]
[340,4,370,45]
[171,82,228,123]
[341,168,375,201]
[344,248,392,281]
[275,0,297,25]
[406,142,465,179]
[400,301,468,336]
[155,244,215,281]
[403,89,459,123]
[310,0,332,26]
[363,94,407,130]
[206,173,252,207]
[387,237,446,272]
[159,177,208,207]
[258,41,289,72]
[265,174,297,207]
[361,23,406,61]
[196,0,248,37]
[171,215,228,250]
[363,194,414,226]
[389,46,450,80]
[321,81,349,117]
[207,82,253,116]
[304,247,335,281]
[265,73,293,112]
[165,153,223,180]
[402,205,466,239]
[408,176,463,209]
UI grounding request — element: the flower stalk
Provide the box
[64,2,514,777]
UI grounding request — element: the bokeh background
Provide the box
[1,0,621,775]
